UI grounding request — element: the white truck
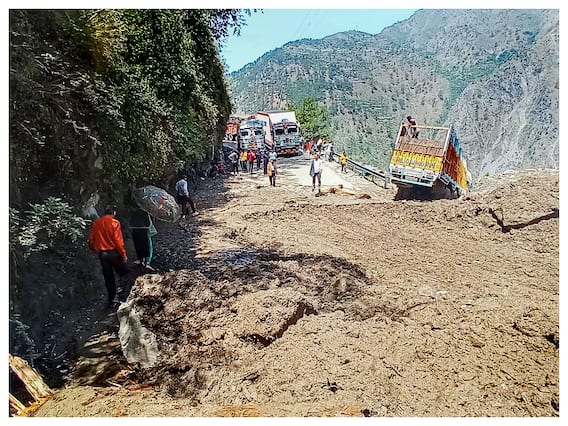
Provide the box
[256,110,302,155]
[238,119,266,151]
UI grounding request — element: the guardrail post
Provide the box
[384,174,391,189]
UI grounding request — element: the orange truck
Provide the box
[388,120,470,197]
[225,118,240,142]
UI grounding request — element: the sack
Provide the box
[148,220,158,237]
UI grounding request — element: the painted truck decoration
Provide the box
[256,110,302,155]
[238,119,266,151]
[225,117,240,142]
[389,120,470,196]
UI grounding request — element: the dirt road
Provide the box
[34,161,559,417]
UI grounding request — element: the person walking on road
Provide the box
[269,150,277,161]
[263,150,270,175]
[310,152,323,192]
[256,149,262,170]
[247,149,256,174]
[340,151,348,173]
[228,150,239,175]
[130,207,156,269]
[176,175,198,219]
[240,150,248,172]
[88,204,130,308]
[267,158,277,186]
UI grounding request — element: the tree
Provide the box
[9,9,246,209]
[288,97,334,141]
[8,9,252,377]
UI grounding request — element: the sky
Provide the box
[220,9,417,73]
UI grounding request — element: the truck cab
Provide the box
[238,119,265,151]
[256,110,302,156]
[272,119,301,155]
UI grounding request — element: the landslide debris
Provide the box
[37,168,558,417]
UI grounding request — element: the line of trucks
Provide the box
[225,112,470,198]
[224,110,303,156]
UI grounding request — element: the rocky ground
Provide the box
[33,159,559,417]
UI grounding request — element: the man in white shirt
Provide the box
[228,150,239,175]
[309,153,323,192]
[175,175,199,218]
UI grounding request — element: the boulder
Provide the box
[117,299,159,368]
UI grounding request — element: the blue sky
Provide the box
[220,9,417,73]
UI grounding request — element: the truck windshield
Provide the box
[240,130,249,136]
[254,130,263,135]
[275,128,285,136]
[287,127,297,134]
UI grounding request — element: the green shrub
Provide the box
[10,197,88,259]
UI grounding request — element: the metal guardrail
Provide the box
[329,152,391,188]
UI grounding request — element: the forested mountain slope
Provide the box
[229,9,559,176]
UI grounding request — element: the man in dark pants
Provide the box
[406,115,420,138]
[88,204,130,308]
[175,174,199,219]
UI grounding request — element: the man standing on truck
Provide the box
[406,116,420,138]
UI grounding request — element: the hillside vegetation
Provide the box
[9,8,244,384]
[229,9,559,176]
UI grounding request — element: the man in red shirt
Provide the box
[247,149,256,174]
[88,204,130,307]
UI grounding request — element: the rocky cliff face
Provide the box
[229,9,559,177]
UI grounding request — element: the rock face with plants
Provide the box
[229,9,559,176]
[8,9,246,382]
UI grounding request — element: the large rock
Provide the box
[117,299,159,368]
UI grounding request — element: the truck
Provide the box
[238,119,266,151]
[388,120,470,198]
[225,115,249,142]
[256,110,302,155]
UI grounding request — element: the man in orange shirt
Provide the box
[88,204,130,307]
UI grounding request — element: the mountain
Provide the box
[228,9,559,177]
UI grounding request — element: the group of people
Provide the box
[305,137,335,162]
[227,148,271,175]
[227,148,279,184]
[89,115,423,310]
[89,172,202,309]
[88,203,157,310]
